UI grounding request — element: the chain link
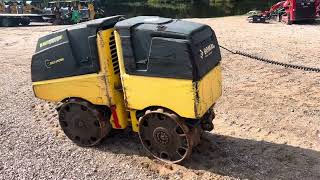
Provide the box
[219,45,320,73]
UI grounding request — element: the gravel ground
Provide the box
[0,17,320,179]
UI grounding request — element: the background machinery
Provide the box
[78,0,96,21]
[31,16,222,163]
[0,0,55,27]
[43,0,100,25]
[248,0,319,25]
[23,0,43,14]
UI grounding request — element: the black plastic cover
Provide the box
[147,37,193,79]
[115,16,221,80]
[31,15,123,82]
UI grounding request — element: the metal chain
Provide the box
[219,45,320,73]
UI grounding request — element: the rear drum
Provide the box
[58,99,111,146]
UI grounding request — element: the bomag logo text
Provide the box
[39,35,63,48]
[45,58,64,68]
[200,43,215,59]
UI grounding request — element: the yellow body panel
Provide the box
[196,65,222,117]
[119,66,221,119]
[121,74,196,118]
[32,73,109,105]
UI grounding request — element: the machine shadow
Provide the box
[94,130,320,179]
[186,133,320,179]
[95,129,147,157]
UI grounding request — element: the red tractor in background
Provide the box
[248,0,319,25]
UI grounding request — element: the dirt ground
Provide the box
[0,16,319,179]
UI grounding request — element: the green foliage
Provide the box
[97,0,282,18]
[100,0,280,8]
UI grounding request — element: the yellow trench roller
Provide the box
[31,16,222,163]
